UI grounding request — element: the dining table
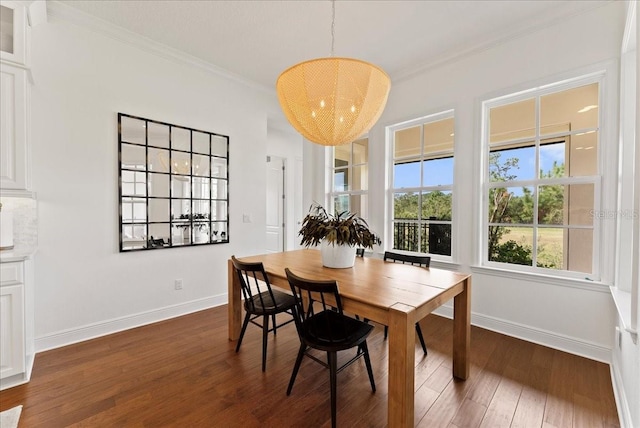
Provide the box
[227,249,471,428]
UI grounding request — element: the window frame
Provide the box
[328,137,370,219]
[480,73,604,280]
[387,109,455,260]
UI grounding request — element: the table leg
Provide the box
[387,303,416,428]
[452,276,471,380]
[228,259,242,341]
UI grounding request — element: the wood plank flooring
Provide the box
[0,306,620,427]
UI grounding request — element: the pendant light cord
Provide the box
[330,0,335,57]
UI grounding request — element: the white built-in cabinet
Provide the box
[0,62,28,190]
[0,260,29,388]
[0,0,35,390]
[0,0,30,192]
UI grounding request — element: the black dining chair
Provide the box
[383,251,431,355]
[231,255,297,372]
[285,268,376,428]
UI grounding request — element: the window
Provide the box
[330,138,369,218]
[390,111,454,256]
[483,78,601,277]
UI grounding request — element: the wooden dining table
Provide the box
[227,249,471,428]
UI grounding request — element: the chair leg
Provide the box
[262,315,270,372]
[415,322,428,355]
[235,311,251,353]
[328,351,338,428]
[272,314,277,335]
[287,343,306,395]
[361,341,376,392]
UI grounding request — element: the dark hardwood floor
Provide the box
[0,306,619,427]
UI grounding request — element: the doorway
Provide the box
[266,156,285,253]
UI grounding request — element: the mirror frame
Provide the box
[118,113,230,252]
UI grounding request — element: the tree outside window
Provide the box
[391,112,454,256]
[485,81,600,276]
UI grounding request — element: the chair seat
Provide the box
[301,311,373,352]
[244,289,296,315]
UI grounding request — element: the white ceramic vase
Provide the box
[194,228,208,243]
[320,240,356,268]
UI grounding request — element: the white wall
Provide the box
[30,14,279,349]
[309,2,625,362]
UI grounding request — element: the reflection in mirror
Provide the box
[121,144,146,169]
[172,127,190,151]
[212,158,227,178]
[193,154,210,176]
[172,177,190,198]
[193,132,209,154]
[148,122,170,148]
[212,201,228,221]
[122,197,146,222]
[148,173,169,198]
[212,179,227,199]
[212,135,227,157]
[149,199,170,223]
[121,117,146,144]
[149,148,170,173]
[211,222,228,242]
[122,224,146,250]
[171,199,190,219]
[192,200,210,217]
[121,170,146,196]
[119,113,229,251]
[192,177,209,200]
[149,223,170,245]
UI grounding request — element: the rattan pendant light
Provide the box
[276,1,390,146]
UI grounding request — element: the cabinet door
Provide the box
[0,62,28,190]
[0,1,28,66]
[0,283,25,379]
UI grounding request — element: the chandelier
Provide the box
[276,1,390,146]
[156,152,201,181]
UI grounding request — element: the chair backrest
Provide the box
[285,268,348,343]
[231,255,279,312]
[383,251,431,267]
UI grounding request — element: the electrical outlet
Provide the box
[175,279,183,290]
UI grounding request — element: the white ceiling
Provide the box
[53,0,610,91]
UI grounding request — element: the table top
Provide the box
[237,249,470,312]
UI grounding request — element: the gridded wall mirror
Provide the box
[118,113,229,251]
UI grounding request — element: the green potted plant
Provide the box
[174,213,210,243]
[299,203,381,268]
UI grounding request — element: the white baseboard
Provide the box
[432,305,612,363]
[610,355,633,428]
[35,294,227,353]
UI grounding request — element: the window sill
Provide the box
[470,265,611,293]
[609,287,638,335]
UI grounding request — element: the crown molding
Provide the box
[46,1,274,95]
[394,1,613,84]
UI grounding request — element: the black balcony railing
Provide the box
[393,220,451,256]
